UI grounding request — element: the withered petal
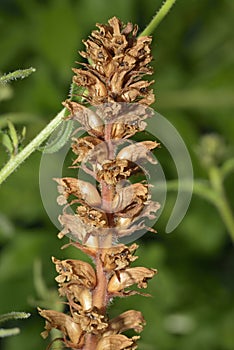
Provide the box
[52,257,96,288]
[54,177,101,207]
[101,243,138,271]
[105,310,145,335]
[108,267,157,293]
[111,183,148,213]
[59,283,93,311]
[63,100,104,136]
[96,334,139,350]
[38,308,83,345]
[117,141,160,164]
[74,309,108,334]
[69,16,154,106]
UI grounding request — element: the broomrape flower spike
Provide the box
[39,17,160,349]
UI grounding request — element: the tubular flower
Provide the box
[39,16,159,350]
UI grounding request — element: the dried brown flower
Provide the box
[71,136,103,164]
[105,310,145,335]
[52,257,97,288]
[39,16,159,350]
[54,177,101,207]
[96,334,139,350]
[71,16,154,105]
[97,159,132,185]
[117,140,160,164]
[108,266,157,293]
[101,243,138,271]
[38,308,84,347]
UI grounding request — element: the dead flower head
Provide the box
[71,16,154,105]
[40,16,159,350]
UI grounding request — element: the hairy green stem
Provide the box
[0,67,36,84]
[0,312,30,324]
[209,166,234,242]
[139,0,177,36]
[0,108,65,185]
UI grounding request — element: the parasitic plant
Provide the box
[39,17,161,349]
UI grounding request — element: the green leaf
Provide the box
[21,126,26,140]
[2,134,14,154]
[7,121,18,149]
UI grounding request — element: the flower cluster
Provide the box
[39,243,156,349]
[39,17,159,349]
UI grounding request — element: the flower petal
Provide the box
[108,267,157,293]
[96,334,139,350]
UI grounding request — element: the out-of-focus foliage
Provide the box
[0,312,30,338]
[0,0,234,349]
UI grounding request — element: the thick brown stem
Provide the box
[82,253,109,350]
[82,334,98,350]
[92,251,109,313]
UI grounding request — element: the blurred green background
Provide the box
[0,0,234,349]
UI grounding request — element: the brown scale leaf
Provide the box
[58,213,88,241]
[72,69,108,105]
[114,199,160,240]
[71,137,110,173]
